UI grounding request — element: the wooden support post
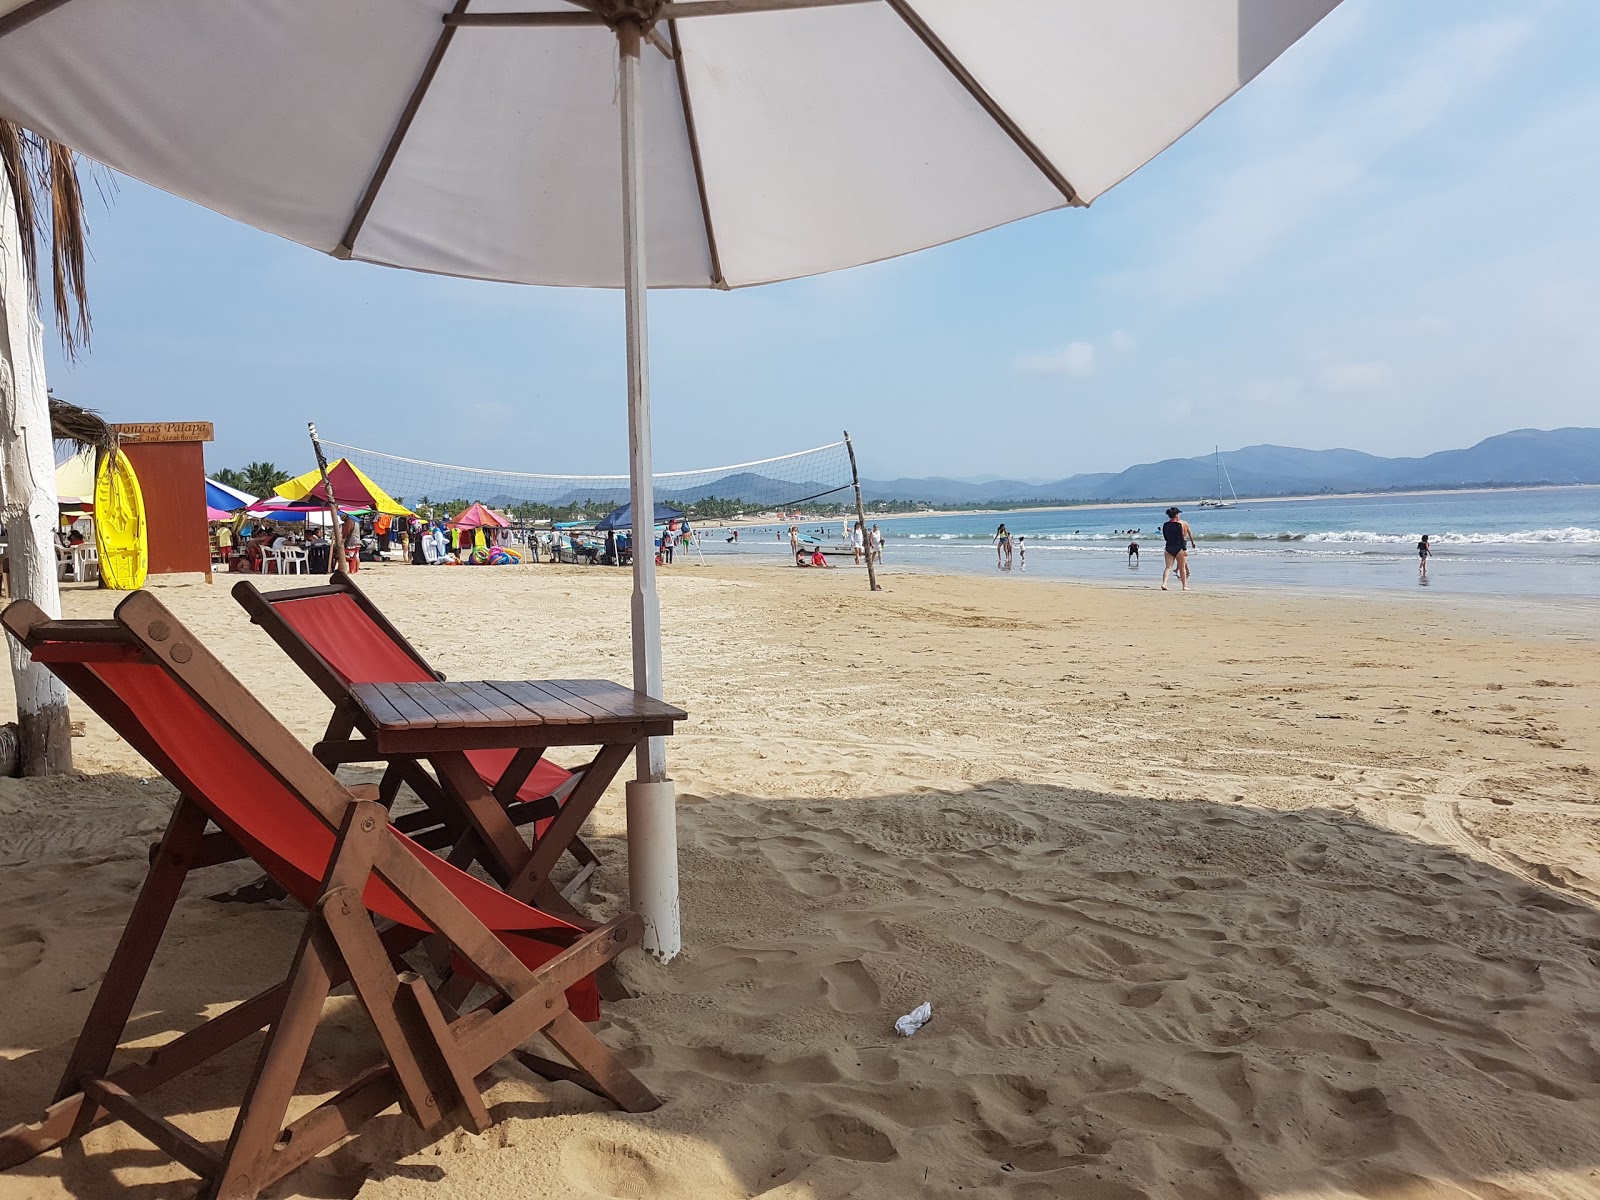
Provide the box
[308,422,345,575]
[845,431,880,592]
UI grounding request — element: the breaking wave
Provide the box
[902,527,1600,545]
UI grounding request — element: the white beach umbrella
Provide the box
[0,0,1341,958]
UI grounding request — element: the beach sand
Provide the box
[1,563,1598,1199]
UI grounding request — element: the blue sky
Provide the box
[40,0,1600,483]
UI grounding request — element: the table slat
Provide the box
[485,681,593,725]
[545,678,688,722]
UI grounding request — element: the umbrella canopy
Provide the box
[449,502,509,530]
[0,2,1337,288]
[0,0,1341,961]
[55,447,95,508]
[244,496,366,519]
[275,458,412,516]
[596,501,684,532]
[205,477,256,511]
[205,505,235,522]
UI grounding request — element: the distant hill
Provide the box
[859,428,1600,505]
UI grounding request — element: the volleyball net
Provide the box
[317,436,855,523]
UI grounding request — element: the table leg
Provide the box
[505,743,633,912]
[427,753,532,889]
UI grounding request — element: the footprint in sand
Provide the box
[788,1111,897,1163]
[819,958,880,1013]
[558,1136,664,1200]
[0,925,44,980]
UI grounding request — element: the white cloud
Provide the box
[1108,330,1136,353]
[1123,17,1533,305]
[1320,362,1394,393]
[1017,341,1096,376]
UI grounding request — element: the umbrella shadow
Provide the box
[552,779,1600,1200]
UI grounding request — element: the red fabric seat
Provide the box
[58,644,597,1020]
[273,593,574,816]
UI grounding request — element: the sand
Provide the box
[1,562,1598,1200]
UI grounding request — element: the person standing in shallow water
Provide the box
[994,523,1012,570]
[1160,506,1194,591]
[1418,534,1432,578]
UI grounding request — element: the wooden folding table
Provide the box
[335,678,686,919]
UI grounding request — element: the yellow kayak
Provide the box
[93,449,147,590]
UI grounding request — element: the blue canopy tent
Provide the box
[205,477,256,512]
[596,501,684,532]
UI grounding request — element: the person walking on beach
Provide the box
[1017,536,1026,570]
[851,521,865,565]
[994,523,1013,570]
[1127,539,1139,565]
[788,525,800,557]
[1417,534,1432,578]
[1160,506,1194,591]
[870,523,884,564]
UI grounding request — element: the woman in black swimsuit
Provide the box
[994,523,1013,570]
[1160,506,1194,591]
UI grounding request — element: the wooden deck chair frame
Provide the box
[0,594,657,1200]
[232,573,602,899]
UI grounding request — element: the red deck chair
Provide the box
[0,594,657,1200]
[232,574,601,896]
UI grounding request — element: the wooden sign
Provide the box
[111,421,215,444]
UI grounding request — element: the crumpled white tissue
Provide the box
[894,1001,932,1037]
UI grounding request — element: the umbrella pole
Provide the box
[618,18,680,962]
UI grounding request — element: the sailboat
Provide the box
[1198,446,1239,509]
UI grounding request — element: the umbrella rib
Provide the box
[335,0,472,259]
[884,0,1084,208]
[668,19,726,289]
[0,0,74,39]
[659,0,877,16]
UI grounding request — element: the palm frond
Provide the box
[0,118,91,359]
[48,392,113,453]
[47,139,91,357]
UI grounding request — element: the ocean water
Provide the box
[701,487,1600,599]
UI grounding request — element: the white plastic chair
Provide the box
[73,544,99,583]
[279,546,308,576]
[259,547,282,575]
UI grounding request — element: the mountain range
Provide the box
[859,428,1600,505]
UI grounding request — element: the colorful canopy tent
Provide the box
[205,477,256,512]
[448,503,509,530]
[596,502,684,533]
[244,496,367,524]
[55,448,96,508]
[275,459,411,516]
[205,505,234,522]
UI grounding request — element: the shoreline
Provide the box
[716,482,1598,524]
[658,555,1600,640]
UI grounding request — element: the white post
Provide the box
[618,18,680,962]
[0,164,72,774]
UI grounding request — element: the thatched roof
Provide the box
[48,393,113,453]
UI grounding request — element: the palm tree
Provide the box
[241,461,292,498]
[0,121,91,774]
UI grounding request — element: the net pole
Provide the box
[308,423,344,575]
[845,431,880,592]
[618,19,679,964]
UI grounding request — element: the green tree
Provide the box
[240,461,292,498]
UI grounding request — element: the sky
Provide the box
[36,0,1600,484]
